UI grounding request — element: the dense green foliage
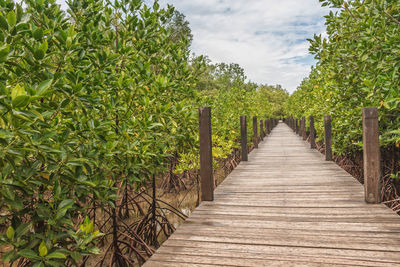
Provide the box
[0,0,286,265]
[0,0,198,265]
[286,0,400,154]
[177,59,288,171]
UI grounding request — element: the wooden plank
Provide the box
[363,107,381,204]
[199,107,214,201]
[157,240,400,261]
[168,233,400,251]
[149,249,400,267]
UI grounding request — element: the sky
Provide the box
[56,0,330,93]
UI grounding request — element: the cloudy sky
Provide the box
[57,0,330,93]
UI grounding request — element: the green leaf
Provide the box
[18,249,41,260]
[46,252,66,259]
[39,40,48,54]
[6,226,14,240]
[6,11,16,28]
[37,79,53,95]
[15,222,31,237]
[56,199,74,219]
[31,110,44,121]
[0,15,8,30]
[39,241,47,257]
[58,199,74,210]
[0,45,10,63]
[11,84,25,100]
[86,246,101,254]
[7,197,23,211]
[16,4,23,22]
[12,95,30,108]
[33,28,44,40]
[34,49,45,60]
[1,186,15,200]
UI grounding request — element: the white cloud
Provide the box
[57,0,329,92]
[159,0,329,92]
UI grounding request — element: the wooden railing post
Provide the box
[240,115,248,162]
[302,116,307,140]
[291,116,295,131]
[295,119,299,134]
[309,115,316,149]
[199,107,214,201]
[362,107,380,204]
[253,116,258,148]
[265,120,268,136]
[260,120,264,141]
[324,115,332,161]
[298,118,302,136]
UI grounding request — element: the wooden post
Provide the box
[302,116,307,140]
[309,115,316,149]
[253,116,258,148]
[298,118,302,136]
[265,120,268,137]
[295,119,299,134]
[260,120,264,140]
[292,116,295,132]
[324,115,332,161]
[199,107,214,201]
[362,107,380,204]
[240,115,248,162]
[292,116,294,130]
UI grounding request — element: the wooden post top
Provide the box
[363,107,378,119]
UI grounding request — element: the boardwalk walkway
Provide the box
[145,123,400,266]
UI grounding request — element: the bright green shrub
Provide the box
[286,0,400,154]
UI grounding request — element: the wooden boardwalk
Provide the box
[145,123,400,266]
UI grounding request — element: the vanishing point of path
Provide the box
[145,122,400,266]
